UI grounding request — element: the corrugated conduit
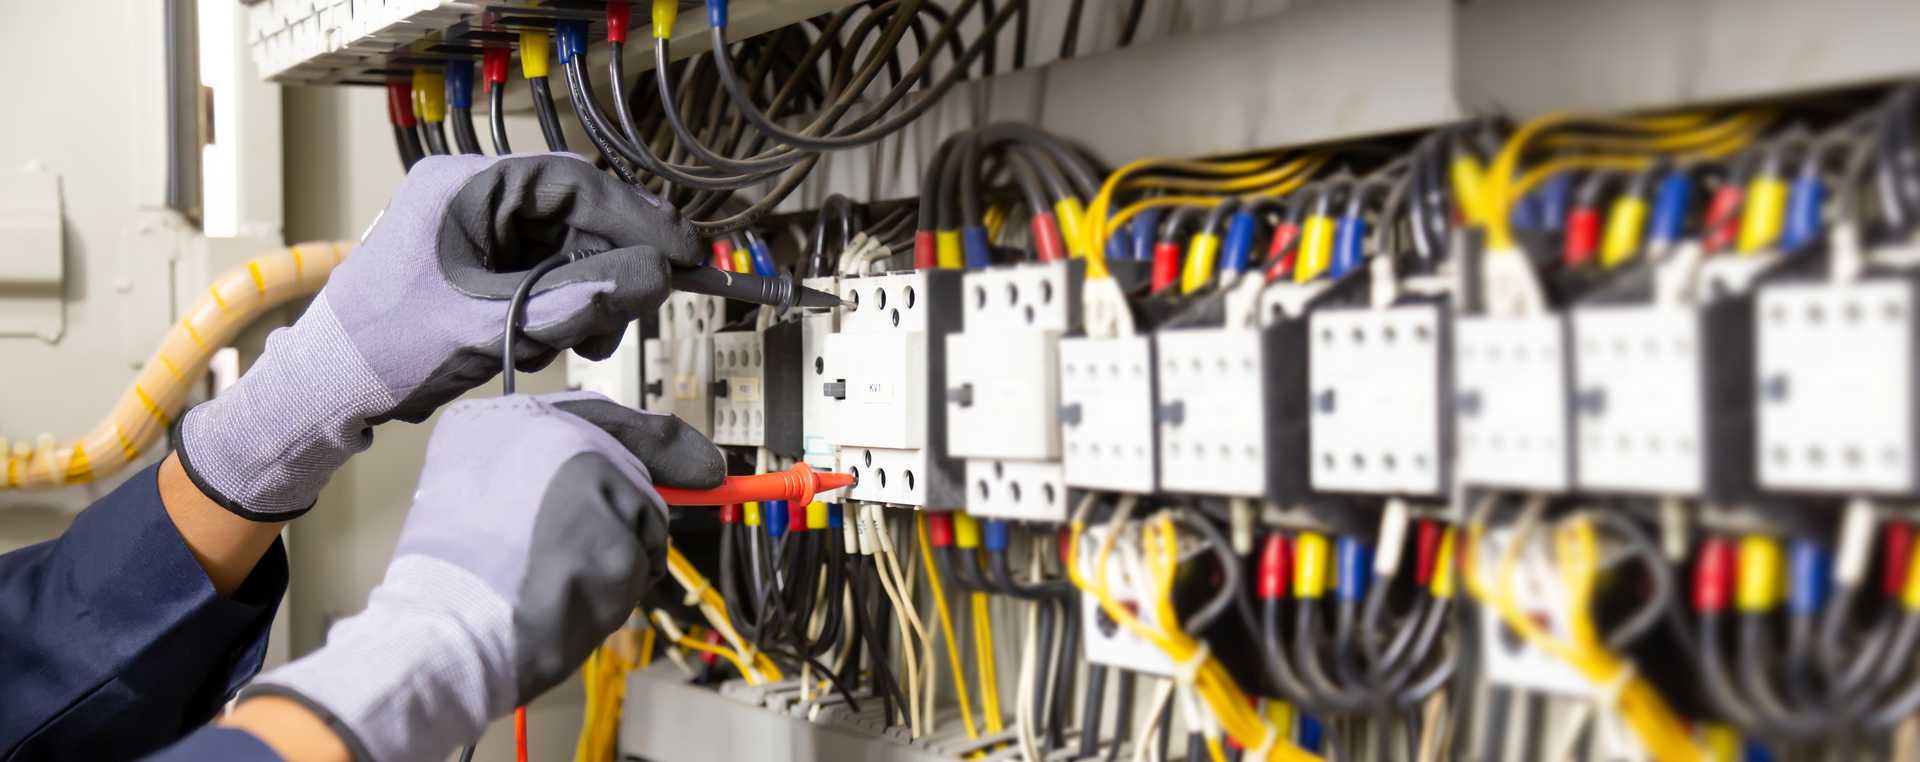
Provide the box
[3,241,353,490]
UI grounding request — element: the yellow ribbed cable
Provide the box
[2,241,353,490]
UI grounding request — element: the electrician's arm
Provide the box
[159,452,286,596]
[136,697,347,762]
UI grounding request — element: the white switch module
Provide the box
[1308,304,1449,496]
[1156,328,1268,498]
[823,270,963,508]
[1059,337,1157,494]
[1757,278,1919,494]
[1453,315,1575,492]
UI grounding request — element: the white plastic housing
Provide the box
[800,276,840,475]
[823,270,957,508]
[642,292,722,435]
[565,321,643,408]
[1756,279,1919,494]
[964,460,1068,522]
[1572,306,1708,495]
[1308,305,1448,496]
[711,331,765,447]
[1453,315,1574,491]
[1077,526,1175,676]
[1155,329,1268,497]
[1059,337,1157,494]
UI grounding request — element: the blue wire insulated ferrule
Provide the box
[446,60,474,110]
[1646,169,1693,249]
[983,519,1010,552]
[1538,172,1573,232]
[764,499,788,538]
[827,502,844,529]
[1131,210,1163,261]
[555,20,588,63]
[1510,188,1542,231]
[1788,539,1831,615]
[1298,714,1324,752]
[747,234,777,277]
[1221,210,1256,274]
[1329,214,1366,279]
[1783,173,1824,252]
[1335,538,1372,602]
[707,0,729,30]
[1105,230,1132,264]
[962,224,993,271]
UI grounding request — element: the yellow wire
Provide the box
[1079,155,1296,279]
[670,634,762,685]
[917,515,981,739]
[972,592,1005,731]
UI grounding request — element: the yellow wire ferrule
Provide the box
[1054,197,1090,257]
[1902,542,1920,610]
[1293,214,1336,283]
[935,229,964,270]
[1736,535,1782,612]
[1449,152,1489,226]
[806,500,829,530]
[1599,195,1647,269]
[651,0,679,39]
[518,31,552,79]
[1430,528,1458,600]
[1179,232,1221,294]
[1738,175,1788,254]
[412,69,447,124]
[1294,532,1330,600]
[742,501,761,527]
[731,248,752,274]
[954,513,981,549]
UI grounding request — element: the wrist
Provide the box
[175,293,395,519]
[246,555,514,761]
[221,696,352,762]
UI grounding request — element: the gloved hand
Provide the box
[174,153,699,519]
[242,391,723,762]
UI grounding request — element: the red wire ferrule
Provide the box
[1031,212,1067,263]
[1563,207,1600,266]
[385,80,417,128]
[1258,534,1291,600]
[1884,523,1914,598]
[711,239,735,270]
[1694,537,1735,613]
[1150,241,1182,292]
[483,47,511,89]
[718,503,739,524]
[928,513,955,547]
[913,230,938,270]
[787,501,808,533]
[606,1,632,43]
[1413,520,1442,587]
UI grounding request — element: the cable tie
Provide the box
[1592,662,1637,708]
[1171,641,1212,690]
[680,578,712,608]
[1247,725,1279,761]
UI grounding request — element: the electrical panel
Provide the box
[1155,328,1268,498]
[1571,303,1754,498]
[1307,304,1449,496]
[822,270,963,508]
[944,261,1079,521]
[564,321,644,408]
[1452,316,1575,492]
[1058,337,1158,494]
[1756,277,1920,494]
[643,292,721,435]
[710,332,764,447]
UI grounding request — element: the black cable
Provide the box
[391,124,423,171]
[1078,664,1107,758]
[488,85,512,155]
[1118,0,1148,46]
[449,107,483,155]
[421,121,449,156]
[527,76,569,152]
[501,250,593,394]
[1059,0,1087,59]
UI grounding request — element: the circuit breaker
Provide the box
[1572,302,1753,498]
[821,270,963,508]
[1756,277,1920,494]
[1155,329,1269,497]
[710,332,764,447]
[1453,316,1575,492]
[1307,304,1450,497]
[643,292,722,435]
[945,261,1080,521]
[1059,337,1158,494]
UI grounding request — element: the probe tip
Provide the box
[840,298,859,310]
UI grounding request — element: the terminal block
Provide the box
[710,331,763,447]
[1307,304,1450,497]
[1756,277,1920,494]
[1571,302,1752,498]
[1059,337,1158,494]
[822,270,963,508]
[945,261,1080,521]
[642,292,722,435]
[1453,315,1575,492]
[1155,328,1269,498]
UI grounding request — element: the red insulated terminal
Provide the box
[482,47,511,89]
[1058,528,1073,565]
[1151,241,1183,292]
[711,238,735,270]
[1263,223,1302,283]
[1884,523,1914,598]
[606,1,632,43]
[700,630,723,665]
[1413,520,1442,587]
[654,463,856,508]
[385,80,418,128]
[1258,534,1291,600]
[1563,207,1600,267]
[913,230,938,270]
[788,501,808,532]
[718,503,739,524]
[1694,537,1735,613]
[928,513,955,547]
[1031,213,1067,262]
[1703,185,1745,253]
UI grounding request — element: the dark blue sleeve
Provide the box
[142,728,284,762]
[0,461,288,761]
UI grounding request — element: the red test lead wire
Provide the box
[653,462,855,508]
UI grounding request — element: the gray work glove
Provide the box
[174,153,699,519]
[243,391,723,762]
